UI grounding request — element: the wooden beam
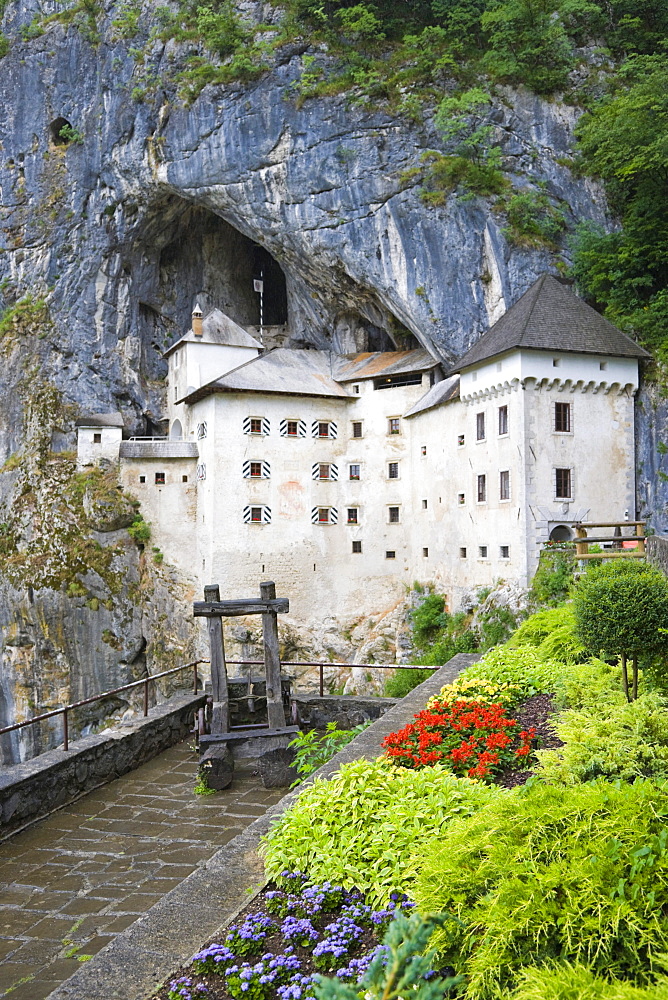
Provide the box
[261,581,286,730]
[573,521,646,528]
[193,598,290,618]
[204,584,229,734]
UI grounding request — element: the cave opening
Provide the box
[50,116,74,145]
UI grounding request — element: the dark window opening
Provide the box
[498,405,508,435]
[385,550,396,559]
[421,445,427,455]
[423,547,429,557]
[388,462,399,479]
[93,432,102,444]
[458,493,465,505]
[477,475,486,502]
[287,420,298,436]
[500,545,510,559]
[318,508,330,523]
[352,540,362,553]
[250,507,262,522]
[319,463,331,480]
[318,422,330,438]
[347,508,358,524]
[500,470,510,500]
[458,434,465,446]
[349,465,360,481]
[352,421,363,438]
[388,506,400,523]
[476,413,485,441]
[155,472,165,485]
[250,462,262,478]
[139,475,146,484]
[182,475,188,483]
[50,116,75,146]
[555,402,571,432]
[250,418,263,434]
[460,547,467,558]
[422,499,428,509]
[374,373,423,390]
[479,545,488,558]
[556,468,572,498]
[388,418,401,435]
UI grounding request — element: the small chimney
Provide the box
[192,303,203,338]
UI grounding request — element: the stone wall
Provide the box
[0,692,205,840]
[646,536,668,576]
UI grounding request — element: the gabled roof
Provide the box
[448,274,651,374]
[335,349,438,382]
[404,375,460,418]
[164,309,262,357]
[182,349,351,403]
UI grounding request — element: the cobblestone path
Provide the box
[0,741,285,1000]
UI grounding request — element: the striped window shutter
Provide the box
[244,505,272,523]
[312,420,337,438]
[329,507,338,523]
[242,461,271,479]
[311,507,338,524]
[243,417,270,435]
[312,463,338,480]
[196,422,207,439]
[330,464,338,481]
[279,419,307,437]
[196,463,206,481]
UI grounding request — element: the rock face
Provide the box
[0,2,662,745]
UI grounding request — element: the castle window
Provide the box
[498,405,508,436]
[388,417,401,435]
[318,422,330,438]
[421,445,427,455]
[319,463,331,480]
[388,506,400,523]
[458,434,465,447]
[244,460,270,479]
[500,545,510,559]
[245,416,270,436]
[347,508,358,524]
[93,433,101,444]
[251,507,262,522]
[182,475,188,483]
[352,384,360,394]
[388,462,399,479]
[458,492,465,505]
[553,358,561,367]
[287,420,298,436]
[244,505,271,523]
[280,418,305,437]
[555,402,571,433]
[479,545,488,558]
[311,506,338,524]
[422,499,428,509]
[423,547,429,557]
[477,475,486,503]
[600,361,608,371]
[155,472,165,485]
[349,464,360,481]
[556,468,572,499]
[500,470,510,501]
[352,540,362,553]
[311,420,337,439]
[312,462,338,481]
[139,475,146,484]
[476,413,485,441]
[352,421,363,438]
[460,547,467,558]
[385,550,396,559]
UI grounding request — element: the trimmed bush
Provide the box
[535,692,668,784]
[413,780,668,999]
[260,758,493,907]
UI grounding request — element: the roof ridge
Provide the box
[517,273,547,347]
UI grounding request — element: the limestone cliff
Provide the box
[0,0,660,751]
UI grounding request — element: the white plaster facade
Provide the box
[76,276,649,623]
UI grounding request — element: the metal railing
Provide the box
[225,660,435,698]
[0,659,433,753]
[0,660,206,752]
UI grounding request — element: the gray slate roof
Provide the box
[120,441,199,459]
[448,274,651,374]
[183,349,351,403]
[404,375,460,418]
[164,309,262,357]
[76,412,124,428]
[335,350,438,382]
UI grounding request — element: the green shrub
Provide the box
[289,721,369,780]
[413,779,668,999]
[411,594,448,647]
[510,963,668,1000]
[501,189,567,248]
[530,546,575,605]
[573,561,668,700]
[535,691,668,784]
[508,604,585,664]
[260,758,494,907]
[383,667,434,697]
[455,645,564,702]
[127,514,150,544]
[551,656,626,711]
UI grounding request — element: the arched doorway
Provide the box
[170,419,183,441]
[549,524,573,541]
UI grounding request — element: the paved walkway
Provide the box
[0,741,285,1000]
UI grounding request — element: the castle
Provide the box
[77,274,649,625]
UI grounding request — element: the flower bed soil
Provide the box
[497,693,563,788]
